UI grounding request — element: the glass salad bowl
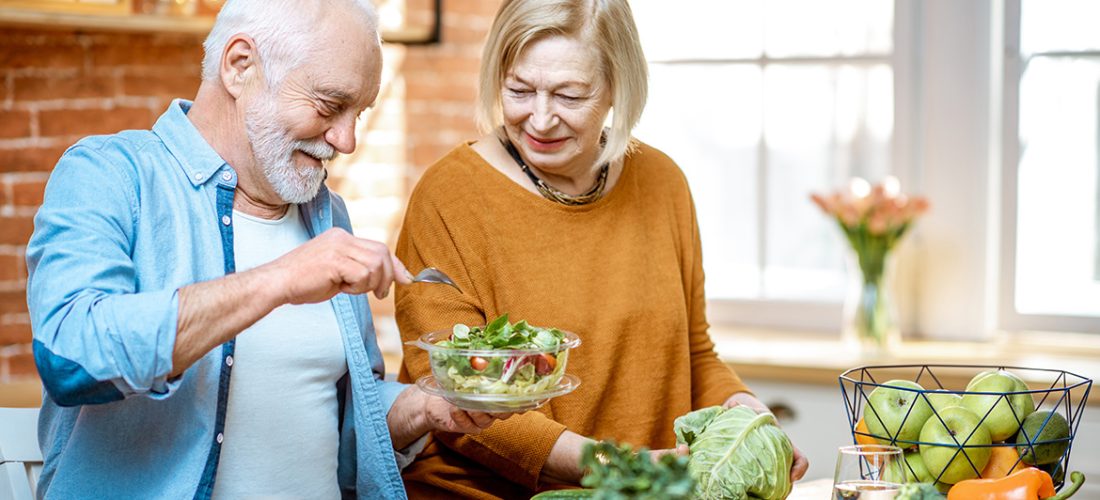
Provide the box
[407,316,582,413]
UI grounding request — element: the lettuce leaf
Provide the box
[674,406,794,500]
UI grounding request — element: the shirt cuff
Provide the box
[376,379,407,414]
[126,373,183,401]
[393,432,430,470]
[104,288,181,399]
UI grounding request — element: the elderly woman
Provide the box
[395,0,808,497]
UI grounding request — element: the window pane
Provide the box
[764,0,893,57]
[631,1,895,323]
[763,64,894,300]
[1015,57,1100,317]
[1021,0,1100,55]
[634,64,762,298]
[633,0,763,60]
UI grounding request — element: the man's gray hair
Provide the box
[202,0,380,88]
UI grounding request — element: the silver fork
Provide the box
[410,267,462,293]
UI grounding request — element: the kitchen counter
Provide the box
[788,478,833,499]
[704,327,1100,487]
[5,325,1097,495]
[711,328,1100,406]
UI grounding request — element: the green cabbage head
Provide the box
[674,406,794,500]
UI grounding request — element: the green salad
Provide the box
[431,314,570,396]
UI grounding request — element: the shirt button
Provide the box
[225,355,234,367]
[193,172,204,181]
[221,171,232,181]
[221,215,231,226]
[216,432,224,444]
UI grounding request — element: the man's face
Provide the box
[243,13,382,204]
[244,90,334,204]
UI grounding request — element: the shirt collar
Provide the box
[152,99,232,187]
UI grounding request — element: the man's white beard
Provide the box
[244,94,335,204]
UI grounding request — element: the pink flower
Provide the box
[868,211,889,235]
[810,177,930,249]
[810,193,833,215]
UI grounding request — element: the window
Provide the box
[1001,0,1100,332]
[631,0,896,329]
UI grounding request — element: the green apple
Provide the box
[864,380,934,446]
[925,390,963,414]
[967,369,997,387]
[919,406,992,484]
[888,457,950,494]
[874,452,908,485]
[881,450,930,484]
[961,370,1036,441]
[903,450,933,483]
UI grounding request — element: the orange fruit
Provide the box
[855,418,879,446]
[980,445,1028,478]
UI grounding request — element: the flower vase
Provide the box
[842,249,900,357]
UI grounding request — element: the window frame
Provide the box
[675,0,1100,338]
[997,0,1100,334]
[681,0,916,333]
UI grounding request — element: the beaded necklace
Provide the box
[500,137,609,206]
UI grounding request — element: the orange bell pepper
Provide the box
[946,468,1085,500]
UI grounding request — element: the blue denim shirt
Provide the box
[26,100,409,499]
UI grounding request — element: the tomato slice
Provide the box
[534,353,557,375]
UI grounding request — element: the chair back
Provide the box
[0,407,41,500]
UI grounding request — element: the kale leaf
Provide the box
[578,441,695,500]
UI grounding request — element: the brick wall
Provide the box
[0,1,499,382]
[400,0,497,179]
[353,0,497,332]
[0,29,204,382]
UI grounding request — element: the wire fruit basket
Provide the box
[838,364,1091,490]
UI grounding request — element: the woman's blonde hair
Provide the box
[477,0,648,168]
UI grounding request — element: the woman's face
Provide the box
[501,35,612,180]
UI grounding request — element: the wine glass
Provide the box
[832,444,906,500]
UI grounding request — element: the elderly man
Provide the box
[25,0,498,498]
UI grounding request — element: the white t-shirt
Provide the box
[212,205,347,499]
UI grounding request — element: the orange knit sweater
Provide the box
[394,141,750,499]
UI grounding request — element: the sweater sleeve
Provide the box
[394,176,568,490]
[683,184,752,409]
